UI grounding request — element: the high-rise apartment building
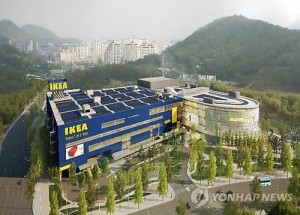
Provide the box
[104,40,122,64]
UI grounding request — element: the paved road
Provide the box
[0,114,30,177]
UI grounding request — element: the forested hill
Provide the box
[0,44,48,93]
[166,15,300,92]
[0,20,79,44]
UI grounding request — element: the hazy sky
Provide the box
[0,0,300,41]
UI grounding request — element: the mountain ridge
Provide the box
[0,19,80,44]
[166,15,300,92]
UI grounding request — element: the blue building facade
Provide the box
[46,81,183,172]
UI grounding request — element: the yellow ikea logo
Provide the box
[49,82,68,91]
[65,123,88,135]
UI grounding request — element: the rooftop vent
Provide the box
[86,90,94,96]
[82,104,91,113]
[132,85,138,90]
[93,96,101,104]
[156,92,163,99]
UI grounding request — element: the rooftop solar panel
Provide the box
[93,106,112,115]
[106,103,132,113]
[139,90,156,96]
[71,94,90,100]
[125,100,148,108]
[117,96,132,102]
[61,111,89,123]
[114,87,131,93]
[77,98,94,105]
[93,91,106,97]
[140,96,161,104]
[57,104,79,113]
[100,96,116,105]
[102,89,118,95]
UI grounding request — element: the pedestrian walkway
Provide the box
[33,182,52,215]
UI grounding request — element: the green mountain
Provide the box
[0,19,80,44]
[21,24,60,43]
[0,20,28,40]
[166,15,300,92]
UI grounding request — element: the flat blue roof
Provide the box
[47,86,181,125]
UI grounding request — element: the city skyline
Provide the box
[1,0,300,42]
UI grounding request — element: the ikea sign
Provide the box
[64,123,88,141]
[48,79,68,91]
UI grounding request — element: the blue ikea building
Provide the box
[46,80,183,172]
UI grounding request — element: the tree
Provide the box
[278,123,286,139]
[267,200,300,215]
[158,164,168,201]
[288,167,300,198]
[102,157,109,175]
[141,162,149,190]
[208,151,217,186]
[164,152,172,183]
[226,149,233,183]
[266,144,274,173]
[261,117,270,133]
[134,169,143,209]
[236,145,245,176]
[250,176,262,203]
[196,150,205,184]
[215,144,223,167]
[243,147,252,176]
[78,188,87,215]
[69,162,76,185]
[281,143,291,177]
[77,172,86,188]
[114,170,127,198]
[257,137,265,167]
[189,139,197,170]
[92,164,101,180]
[86,177,97,208]
[223,200,240,215]
[106,180,115,215]
[49,191,59,215]
[293,144,300,171]
[175,199,187,215]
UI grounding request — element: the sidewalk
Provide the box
[33,182,52,215]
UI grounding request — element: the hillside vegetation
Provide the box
[65,63,159,89]
[0,44,48,93]
[166,15,300,92]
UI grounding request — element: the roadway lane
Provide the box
[0,114,30,177]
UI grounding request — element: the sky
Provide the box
[0,0,300,42]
